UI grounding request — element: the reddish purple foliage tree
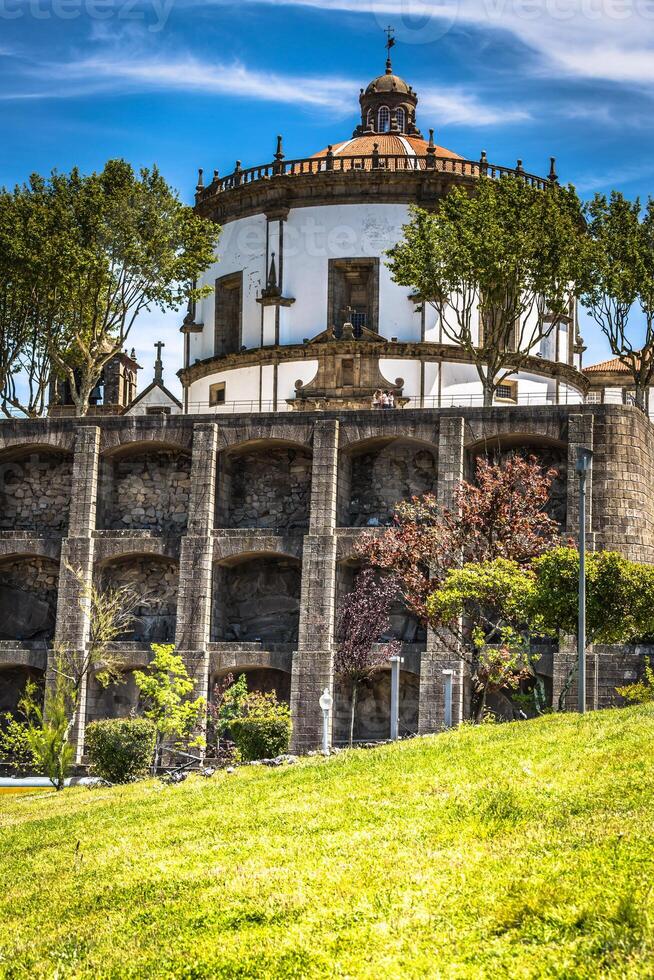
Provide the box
[335,568,402,746]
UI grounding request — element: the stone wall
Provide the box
[333,670,419,742]
[467,443,568,526]
[340,440,438,526]
[0,558,59,640]
[98,451,191,533]
[210,667,291,704]
[86,669,141,722]
[212,557,301,644]
[0,451,72,533]
[335,562,426,644]
[217,446,312,529]
[98,557,178,642]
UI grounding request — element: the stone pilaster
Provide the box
[419,416,466,732]
[176,424,218,702]
[52,426,100,762]
[291,420,339,752]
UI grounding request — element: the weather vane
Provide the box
[385,25,395,70]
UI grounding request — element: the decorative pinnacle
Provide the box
[428,128,435,148]
[516,159,524,173]
[385,24,395,73]
[275,134,285,161]
[549,156,558,182]
[196,168,204,191]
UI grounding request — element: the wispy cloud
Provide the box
[1,50,526,125]
[222,0,654,89]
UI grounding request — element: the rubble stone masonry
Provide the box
[0,405,652,755]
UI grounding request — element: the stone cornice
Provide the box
[177,340,589,392]
[195,170,462,225]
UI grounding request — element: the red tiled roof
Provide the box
[311,135,464,173]
[583,356,633,375]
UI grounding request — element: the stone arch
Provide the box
[0,665,45,716]
[335,558,426,646]
[85,664,145,724]
[333,669,419,744]
[211,552,302,645]
[0,555,59,641]
[0,445,74,534]
[466,433,568,526]
[96,554,179,642]
[216,439,313,530]
[210,666,291,705]
[338,436,438,527]
[98,442,192,533]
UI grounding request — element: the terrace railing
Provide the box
[196,152,555,199]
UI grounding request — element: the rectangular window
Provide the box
[146,406,171,416]
[327,258,380,336]
[209,382,226,406]
[214,272,243,357]
[496,381,517,402]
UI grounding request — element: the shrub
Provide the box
[616,658,654,705]
[86,718,157,783]
[229,691,292,761]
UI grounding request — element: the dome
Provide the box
[365,72,412,96]
[312,134,463,168]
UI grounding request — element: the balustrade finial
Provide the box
[549,156,558,183]
[196,167,204,192]
[516,158,524,174]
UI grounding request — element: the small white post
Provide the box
[319,688,333,756]
[442,669,454,729]
[390,655,404,741]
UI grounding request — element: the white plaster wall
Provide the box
[187,365,262,414]
[379,358,421,399]
[195,214,267,360]
[282,204,420,342]
[277,360,319,412]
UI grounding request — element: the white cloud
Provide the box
[2,51,526,125]
[226,0,654,88]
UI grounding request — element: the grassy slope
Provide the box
[1,709,654,979]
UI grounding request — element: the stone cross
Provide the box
[154,341,165,383]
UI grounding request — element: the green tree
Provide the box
[428,558,540,721]
[22,667,76,792]
[580,193,654,411]
[134,645,206,771]
[387,176,584,406]
[0,161,219,417]
[531,547,654,645]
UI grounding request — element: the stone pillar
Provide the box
[175,423,218,703]
[419,417,466,733]
[291,420,339,753]
[52,426,100,762]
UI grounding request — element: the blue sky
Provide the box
[2,0,654,392]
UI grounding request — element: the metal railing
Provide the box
[198,153,552,198]
[182,390,587,415]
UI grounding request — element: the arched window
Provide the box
[396,107,406,132]
[367,108,375,129]
[378,106,391,133]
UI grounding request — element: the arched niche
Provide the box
[333,669,419,744]
[466,434,568,526]
[0,556,59,641]
[0,665,45,716]
[335,559,426,646]
[0,446,73,534]
[216,440,313,530]
[97,555,179,643]
[210,667,291,706]
[98,444,192,533]
[338,437,438,527]
[211,554,302,645]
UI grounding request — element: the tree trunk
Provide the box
[471,680,488,723]
[349,680,358,748]
[482,379,494,408]
[634,384,647,412]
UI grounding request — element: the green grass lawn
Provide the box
[2,707,654,979]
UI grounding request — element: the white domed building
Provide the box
[181,56,586,413]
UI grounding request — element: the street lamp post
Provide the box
[389,655,404,741]
[319,688,333,756]
[576,448,593,715]
[442,669,454,729]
